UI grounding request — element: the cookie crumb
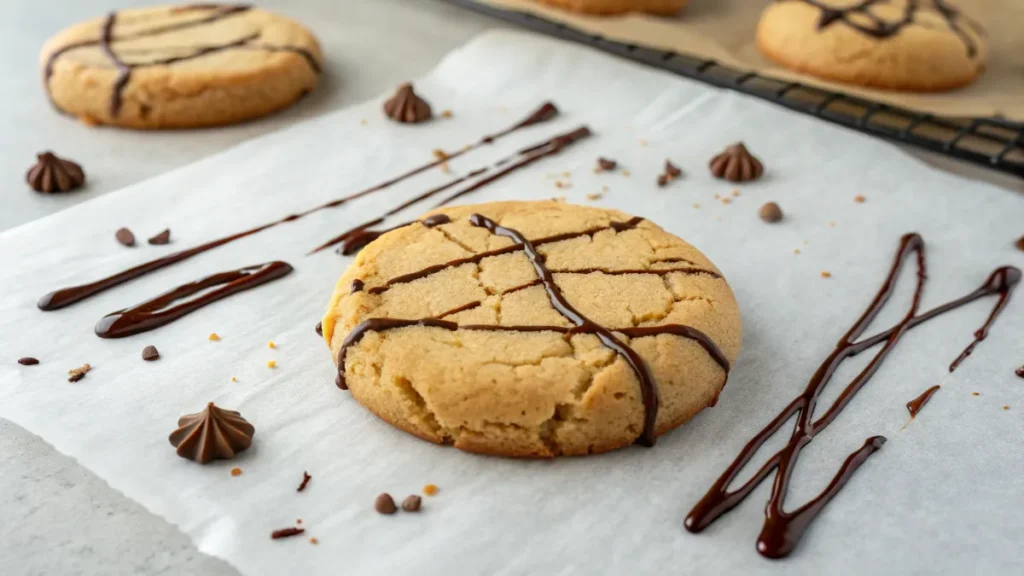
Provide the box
[972,392,979,396]
[601,185,609,192]
[664,160,682,179]
[440,109,453,118]
[793,248,801,255]
[1004,405,1010,410]
[562,171,571,178]
[821,271,832,279]
[692,203,700,209]
[758,202,783,223]
[297,519,302,524]
[68,363,91,383]
[732,189,740,197]
[271,527,305,540]
[375,493,397,515]
[656,173,670,187]
[854,195,866,203]
[267,360,277,369]
[402,495,422,512]
[714,193,721,199]
[423,484,439,496]
[18,357,39,366]
[554,181,571,189]
[309,537,318,545]
[721,197,732,205]
[208,333,220,341]
[432,149,448,161]
[596,157,617,172]
[639,138,648,146]
[359,118,367,126]
[231,467,242,477]
[621,169,631,177]
[829,221,837,228]
[585,193,604,201]
[297,471,312,492]
[231,376,237,382]
[268,341,276,349]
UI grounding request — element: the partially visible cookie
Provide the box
[530,0,689,16]
[41,4,323,129]
[756,0,986,91]
[322,201,741,457]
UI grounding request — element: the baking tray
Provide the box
[442,0,1024,179]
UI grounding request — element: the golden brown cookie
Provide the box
[756,0,986,92]
[322,201,741,457]
[41,4,322,129]
[530,0,688,16]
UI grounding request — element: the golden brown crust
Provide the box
[529,0,688,16]
[40,5,322,129]
[323,201,741,457]
[755,1,985,92]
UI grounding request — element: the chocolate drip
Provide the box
[335,214,731,448]
[685,233,1020,559]
[365,217,653,295]
[797,0,980,57]
[311,126,590,255]
[95,261,292,338]
[906,385,940,418]
[37,102,558,311]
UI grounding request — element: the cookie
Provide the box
[322,201,741,457]
[530,0,689,16]
[756,0,986,92]
[40,4,322,129]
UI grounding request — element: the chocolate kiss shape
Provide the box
[26,151,86,193]
[169,402,254,464]
[383,83,432,124]
[709,142,764,183]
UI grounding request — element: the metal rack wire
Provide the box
[444,0,1024,179]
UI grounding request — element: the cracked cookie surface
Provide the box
[41,4,322,129]
[322,201,741,457]
[756,0,986,92]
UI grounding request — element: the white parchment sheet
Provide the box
[0,30,1021,576]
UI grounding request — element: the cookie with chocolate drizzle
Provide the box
[756,0,986,91]
[40,4,322,128]
[321,201,741,457]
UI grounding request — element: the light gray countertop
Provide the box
[1,1,1019,575]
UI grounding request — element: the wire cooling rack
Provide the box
[443,0,1024,179]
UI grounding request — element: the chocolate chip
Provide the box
[375,493,397,515]
[115,227,136,247]
[1016,236,1024,252]
[656,173,670,187]
[597,157,617,171]
[142,345,160,361]
[758,202,783,223]
[664,160,682,178]
[147,229,171,245]
[401,495,422,512]
[17,357,39,366]
[271,527,305,540]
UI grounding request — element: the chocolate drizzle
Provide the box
[311,126,591,255]
[95,261,292,338]
[37,102,559,311]
[685,233,1020,559]
[44,5,321,118]
[906,384,940,418]
[795,0,981,58]
[335,214,730,448]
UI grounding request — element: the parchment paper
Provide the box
[1,30,1022,576]
[478,0,1024,121]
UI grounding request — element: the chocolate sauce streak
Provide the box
[684,233,1020,559]
[37,102,559,311]
[797,0,980,57]
[311,126,592,255]
[333,207,454,257]
[95,261,292,338]
[335,214,730,447]
[906,385,940,418]
[44,5,318,118]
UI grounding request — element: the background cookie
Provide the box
[41,4,322,129]
[530,0,688,16]
[756,0,986,92]
[323,201,741,457]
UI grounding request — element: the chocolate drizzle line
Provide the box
[311,126,591,255]
[796,0,981,58]
[685,233,1020,559]
[37,102,559,311]
[95,261,292,338]
[44,5,319,117]
[335,214,730,447]
[906,385,940,418]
